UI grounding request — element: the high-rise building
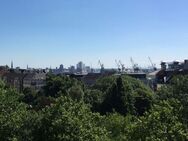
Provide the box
[76,61,85,74]
[69,66,76,74]
[11,61,13,69]
[59,64,64,72]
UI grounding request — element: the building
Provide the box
[2,71,26,92]
[23,72,46,91]
[85,66,91,73]
[1,69,47,92]
[156,59,188,84]
[59,64,64,73]
[0,66,9,78]
[69,66,76,74]
[52,65,64,75]
[161,60,188,71]
[76,61,86,74]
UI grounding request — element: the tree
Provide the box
[68,85,84,101]
[0,80,39,141]
[43,74,84,98]
[133,88,154,116]
[34,96,109,141]
[127,99,188,141]
[157,75,188,125]
[102,77,135,115]
[0,80,109,141]
[22,87,36,105]
[101,113,135,141]
[97,75,154,116]
[92,75,117,92]
[84,89,104,112]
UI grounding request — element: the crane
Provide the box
[130,57,139,72]
[98,60,104,73]
[119,60,125,72]
[148,57,157,71]
[115,59,121,73]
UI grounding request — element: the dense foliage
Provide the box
[1,74,188,140]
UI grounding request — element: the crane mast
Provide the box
[98,60,104,73]
[115,60,121,73]
[148,57,157,71]
[130,57,139,72]
[119,60,125,72]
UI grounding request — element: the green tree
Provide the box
[93,75,116,92]
[127,99,188,141]
[157,75,188,125]
[68,85,84,101]
[133,88,154,116]
[22,87,36,105]
[102,77,135,115]
[0,80,39,141]
[34,96,109,141]
[0,79,109,141]
[43,74,84,98]
[84,89,105,112]
[97,75,154,116]
[102,113,135,141]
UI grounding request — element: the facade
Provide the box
[161,60,188,71]
[69,66,76,74]
[76,61,86,74]
[85,66,91,73]
[0,66,9,78]
[51,64,64,75]
[1,69,46,92]
[59,64,64,71]
[157,59,188,84]
[2,71,26,92]
[23,72,46,91]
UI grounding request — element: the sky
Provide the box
[0,0,188,69]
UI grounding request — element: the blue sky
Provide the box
[0,0,188,68]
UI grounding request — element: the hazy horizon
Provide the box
[1,0,188,68]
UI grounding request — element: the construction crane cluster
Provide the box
[98,57,157,74]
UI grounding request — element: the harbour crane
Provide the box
[148,57,157,71]
[115,59,121,73]
[130,57,139,72]
[119,60,125,72]
[98,60,104,73]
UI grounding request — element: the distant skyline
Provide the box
[0,0,188,69]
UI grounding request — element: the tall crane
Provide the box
[119,60,125,72]
[98,60,104,73]
[115,60,121,73]
[148,57,157,71]
[130,57,139,72]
